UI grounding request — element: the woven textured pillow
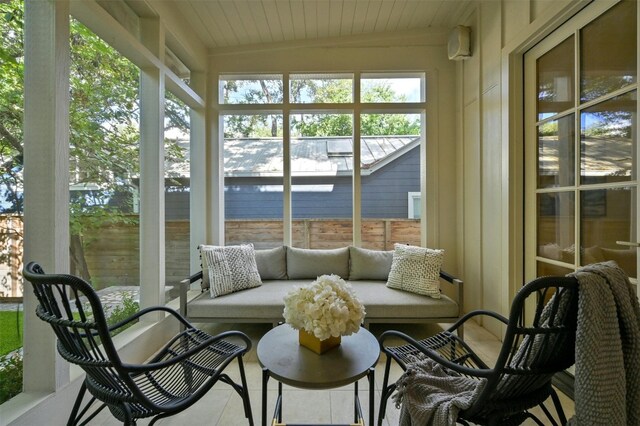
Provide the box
[199,244,262,298]
[386,244,444,299]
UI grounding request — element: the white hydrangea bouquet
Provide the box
[283,274,366,341]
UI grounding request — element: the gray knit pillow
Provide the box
[386,244,443,299]
[199,244,262,298]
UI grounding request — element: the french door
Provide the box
[524,0,638,296]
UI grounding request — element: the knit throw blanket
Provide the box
[568,261,640,426]
[393,357,486,426]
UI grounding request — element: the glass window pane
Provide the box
[581,187,637,278]
[290,73,353,103]
[538,114,575,188]
[223,114,284,248]
[361,73,424,103]
[219,75,283,104]
[290,113,353,248]
[580,91,636,184]
[69,19,141,305]
[164,92,190,303]
[361,114,421,249]
[537,192,575,262]
[537,36,575,120]
[580,1,637,103]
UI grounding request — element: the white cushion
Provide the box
[386,244,444,299]
[199,244,262,298]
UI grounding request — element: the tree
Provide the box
[0,0,189,284]
[222,77,420,139]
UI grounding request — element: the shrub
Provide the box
[0,354,23,404]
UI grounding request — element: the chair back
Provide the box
[471,276,579,416]
[22,262,131,400]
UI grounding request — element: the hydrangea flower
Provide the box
[283,274,366,340]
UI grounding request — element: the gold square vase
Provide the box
[299,329,341,354]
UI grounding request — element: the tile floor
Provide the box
[90,321,575,425]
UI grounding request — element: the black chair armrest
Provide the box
[108,305,193,333]
[179,271,204,317]
[122,330,252,373]
[379,330,493,378]
[446,309,508,334]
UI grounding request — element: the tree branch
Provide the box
[0,123,22,154]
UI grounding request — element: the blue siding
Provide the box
[165,145,420,219]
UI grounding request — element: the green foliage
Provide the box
[0,353,23,404]
[105,293,140,336]
[0,294,139,404]
[223,77,420,139]
[0,309,23,356]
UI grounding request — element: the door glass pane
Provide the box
[581,91,636,184]
[537,262,574,277]
[290,73,353,103]
[581,1,637,102]
[538,114,575,188]
[537,36,574,120]
[223,114,284,248]
[538,192,575,262]
[581,187,637,278]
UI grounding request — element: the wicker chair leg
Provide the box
[67,382,88,426]
[378,356,394,426]
[550,389,568,425]
[237,356,254,425]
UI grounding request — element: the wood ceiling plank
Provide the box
[289,0,306,40]
[385,0,405,32]
[233,1,263,45]
[396,0,419,30]
[203,1,238,46]
[352,0,369,35]
[180,2,218,47]
[327,0,343,38]
[362,0,382,34]
[340,0,356,36]
[262,0,285,42]
[317,0,331,39]
[375,0,395,32]
[219,0,252,45]
[275,0,296,41]
[247,1,274,44]
[303,1,318,39]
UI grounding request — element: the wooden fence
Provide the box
[0,216,420,292]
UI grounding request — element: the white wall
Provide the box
[208,30,460,276]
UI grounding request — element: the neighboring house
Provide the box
[165,136,421,220]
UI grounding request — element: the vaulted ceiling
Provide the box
[154,0,471,49]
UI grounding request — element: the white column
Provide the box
[22,0,70,392]
[190,71,206,272]
[139,18,165,314]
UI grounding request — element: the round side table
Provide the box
[257,324,380,426]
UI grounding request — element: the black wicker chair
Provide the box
[378,275,579,426]
[23,262,254,426]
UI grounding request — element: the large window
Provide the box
[219,72,426,249]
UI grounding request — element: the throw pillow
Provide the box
[387,244,444,299]
[286,246,350,279]
[199,244,262,298]
[348,246,394,280]
[255,246,288,280]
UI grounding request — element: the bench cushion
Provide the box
[286,246,350,279]
[187,279,458,321]
[255,246,288,279]
[348,246,393,280]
